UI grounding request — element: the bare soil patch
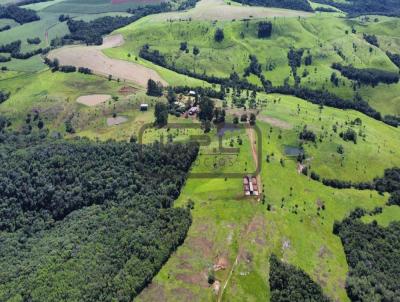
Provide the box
[188,237,213,257]
[152,0,313,21]
[107,116,128,126]
[171,287,196,301]
[76,94,111,107]
[118,86,139,95]
[258,115,292,130]
[138,282,166,302]
[214,254,229,271]
[176,272,208,288]
[48,34,166,87]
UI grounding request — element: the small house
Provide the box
[140,103,149,111]
[189,90,196,96]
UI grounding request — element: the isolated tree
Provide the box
[249,113,256,125]
[147,79,163,97]
[154,102,168,127]
[167,87,176,105]
[180,41,187,51]
[198,97,214,121]
[214,28,224,42]
[257,21,272,38]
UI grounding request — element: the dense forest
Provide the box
[233,0,313,12]
[0,5,39,24]
[0,125,199,301]
[313,0,400,16]
[269,254,331,301]
[333,209,400,301]
[331,63,399,87]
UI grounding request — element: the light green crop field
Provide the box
[107,13,400,115]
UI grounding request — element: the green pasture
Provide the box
[257,93,400,182]
[108,13,400,114]
[0,70,124,130]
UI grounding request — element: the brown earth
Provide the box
[151,0,313,22]
[258,115,292,130]
[76,94,111,107]
[48,35,166,87]
[107,116,128,126]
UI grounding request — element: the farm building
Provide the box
[189,90,196,96]
[188,106,199,115]
[140,103,149,111]
[243,175,259,196]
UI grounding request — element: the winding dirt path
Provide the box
[48,34,167,87]
[218,124,263,301]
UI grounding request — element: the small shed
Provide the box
[140,103,149,111]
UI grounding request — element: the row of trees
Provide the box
[333,209,400,301]
[309,167,400,206]
[331,63,399,87]
[139,45,260,91]
[386,51,400,68]
[27,37,41,45]
[0,5,39,24]
[0,24,10,32]
[363,33,379,47]
[43,58,92,74]
[233,0,313,12]
[313,0,400,16]
[139,45,396,127]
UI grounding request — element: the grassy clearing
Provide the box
[258,93,400,182]
[0,70,124,130]
[362,206,400,226]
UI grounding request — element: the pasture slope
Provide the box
[107,7,400,115]
[0,0,399,301]
[133,91,399,302]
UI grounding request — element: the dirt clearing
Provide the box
[76,94,111,106]
[151,0,313,21]
[258,115,292,130]
[107,116,128,126]
[48,35,166,87]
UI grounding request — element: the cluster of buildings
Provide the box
[243,175,259,196]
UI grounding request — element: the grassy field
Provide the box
[107,12,400,114]
[0,70,128,131]
[1,2,399,301]
[135,114,392,302]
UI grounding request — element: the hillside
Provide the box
[0,0,399,301]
